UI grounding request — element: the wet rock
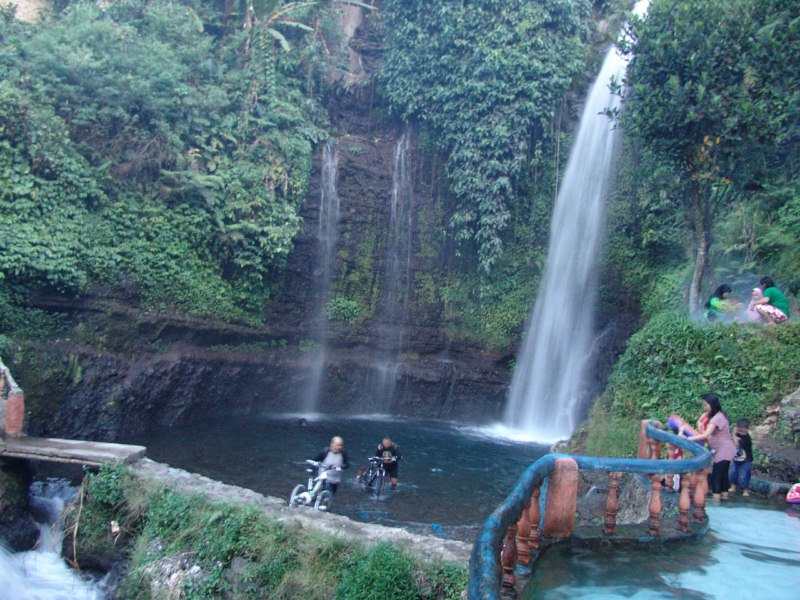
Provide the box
[576,471,681,529]
[751,385,800,485]
[0,459,38,551]
[142,551,204,600]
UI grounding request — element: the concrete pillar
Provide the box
[543,457,578,539]
[5,390,25,437]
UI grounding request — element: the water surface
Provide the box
[138,415,548,540]
[527,502,800,599]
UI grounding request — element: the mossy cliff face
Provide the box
[3,4,626,440]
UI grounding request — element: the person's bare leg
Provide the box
[390,478,398,490]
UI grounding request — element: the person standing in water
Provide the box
[685,393,737,502]
[314,436,350,496]
[730,419,754,497]
[375,436,401,490]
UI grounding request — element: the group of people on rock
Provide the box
[668,393,753,503]
[705,276,791,324]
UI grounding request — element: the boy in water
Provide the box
[314,436,349,496]
[730,419,753,497]
[376,436,401,490]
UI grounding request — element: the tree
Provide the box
[622,0,800,311]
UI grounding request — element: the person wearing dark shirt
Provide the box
[730,420,754,497]
[375,437,401,490]
[314,436,350,496]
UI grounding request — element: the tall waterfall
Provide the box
[371,129,414,409]
[302,140,340,413]
[502,43,633,442]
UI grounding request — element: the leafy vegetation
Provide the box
[68,465,466,600]
[381,0,593,271]
[618,0,800,310]
[326,296,363,324]
[585,315,800,455]
[0,0,330,322]
[583,0,800,454]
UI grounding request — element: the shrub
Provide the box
[588,312,800,454]
[336,543,418,600]
[326,296,363,324]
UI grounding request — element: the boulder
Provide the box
[0,459,38,551]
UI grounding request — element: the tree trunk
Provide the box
[688,182,711,314]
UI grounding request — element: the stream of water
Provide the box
[303,140,341,414]
[0,479,102,600]
[369,129,415,410]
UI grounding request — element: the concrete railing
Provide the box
[0,358,25,439]
[468,421,712,599]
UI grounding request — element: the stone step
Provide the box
[0,436,146,466]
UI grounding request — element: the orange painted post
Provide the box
[604,472,622,535]
[543,458,579,539]
[693,468,709,521]
[515,502,532,567]
[5,389,25,437]
[501,524,518,589]
[678,471,691,533]
[528,486,541,557]
[648,474,662,536]
[637,420,651,458]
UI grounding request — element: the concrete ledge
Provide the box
[130,458,472,564]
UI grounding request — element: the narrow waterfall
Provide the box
[1,480,102,600]
[371,129,414,409]
[302,140,340,414]
[502,43,632,442]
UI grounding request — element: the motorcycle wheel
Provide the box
[315,490,332,511]
[289,484,306,507]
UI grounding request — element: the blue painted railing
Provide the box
[468,421,712,599]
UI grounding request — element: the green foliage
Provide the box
[86,464,127,507]
[326,296,364,324]
[337,543,418,600]
[625,0,799,185]
[614,0,800,311]
[442,238,543,350]
[0,0,329,321]
[73,467,467,600]
[381,0,592,270]
[716,179,800,294]
[420,563,470,600]
[603,313,800,441]
[583,403,638,457]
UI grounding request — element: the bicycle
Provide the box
[288,460,340,511]
[357,456,394,499]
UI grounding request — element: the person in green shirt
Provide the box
[705,284,738,322]
[753,276,790,324]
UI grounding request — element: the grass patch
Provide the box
[584,312,800,455]
[70,466,466,600]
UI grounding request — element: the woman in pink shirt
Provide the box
[686,393,737,502]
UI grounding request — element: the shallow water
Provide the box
[137,415,548,540]
[527,502,800,599]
